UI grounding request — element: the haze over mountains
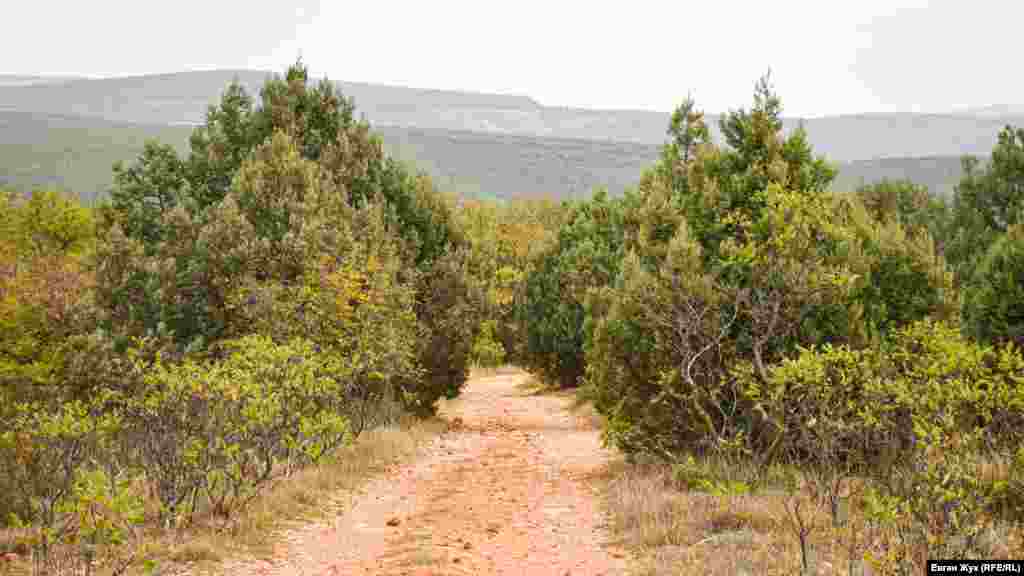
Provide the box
[2,69,1022,201]
[0,74,86,87]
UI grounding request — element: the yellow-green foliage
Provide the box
[0,399,121,535]
[121,335,351,523]
[839,194,958,338]
[229,213,421,433]
[742,320,1024,467]
[0,189,96,410]
[0,190,104,535]
[471,320,506,368]
[0,256,93,390]
[1,188,95,258]
[2,446,146,575]
[454,196,567,364]
[743,320,1024,570]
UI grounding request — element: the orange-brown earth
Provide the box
[210,370,631,576]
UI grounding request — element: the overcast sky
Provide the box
[4,0,1020,117]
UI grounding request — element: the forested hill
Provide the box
[3,70,1022,161]
[3,70,1022,200]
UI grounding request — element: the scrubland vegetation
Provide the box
[2,64,1024,575]
[0,63,488,574]
[513,80,1024,574]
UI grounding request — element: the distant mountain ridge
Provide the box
[0,74,85,87]
[2,69,1021,201]
[0,108,967,203]
[3,69,1022,164]
[953,104,1024,119]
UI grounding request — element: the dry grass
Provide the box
[604,459,802,576]
[602,454,1024,576]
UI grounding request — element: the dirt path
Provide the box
[217,370,631,576]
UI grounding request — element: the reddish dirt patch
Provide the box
[213,371,630,575]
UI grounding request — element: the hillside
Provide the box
[832,155,966,198]
[0,74,84,87]
[0,110,192,202]
[1,109,972,202]
[2,70,1022,163]
[954,103,1024,120]
[377,125,660,200]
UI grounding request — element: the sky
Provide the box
[4,0,1021,118]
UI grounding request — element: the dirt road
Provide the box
[218,370,631,576]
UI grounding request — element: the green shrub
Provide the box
[839,197,958,340]
[5,467,147,574]
[585,222,740,457]
[738,320,1024,571]
[400,248,483,417]
[0,190,97,408]
[99,62,475,424]
[962,223,1024,348]
[0,400,119,528]
[453,197,566,369]
[744,320,1024,467]
[120,336,350,523]
[1,188,95,258]
[854,179,951,244]
[946,125,1024,284]
[471,320,507,368]
[581,80,958,466]
[518,190,626,388]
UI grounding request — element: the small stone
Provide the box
[386,517,401,527]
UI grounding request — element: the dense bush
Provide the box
[582,79,957,460]
[0,253,95,402]
[585,219,740,457]
[454,196,568,367]
[962,223,1024,348]
[0,399,118,530]
[0,405,143,573]
[97,62,471,419]
[855,179,952,246]
[743,320,1024,568]
[946,125,1024,284]
[518,189,627,388]
[0,189,102,526]
[119,336,351,523]
[0,63,478,572]
[470,320,506,368]
[402,248,483,416]
[742,320,1024,468]
[843,196,957,339]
